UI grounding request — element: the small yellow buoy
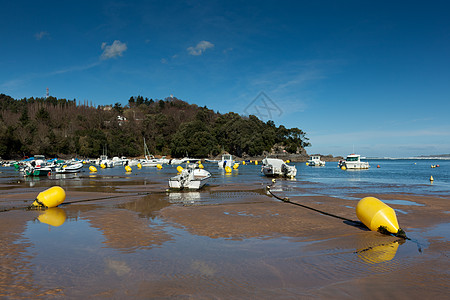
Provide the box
[137,163,142,169]
[430,176,434,182]
[100,163,106,169]
[199,163,204,169]
[341,165,347,170]
[306,162,309,166]
[89,165,97,172]
[233,163,239,169]
[125,165,132,172]
[37,207,67,227]
[225,166,232,173]
[187,161,190,164]
[31,186,66,208]
[157,164,163,169]
[242,161,246,165]
[356,197,403,236]
[177,166,184,173]
[255,161,258,165]
[285,160,290,163]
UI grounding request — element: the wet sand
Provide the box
[1,179,449,299]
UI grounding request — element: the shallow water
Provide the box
[0,160,449,298]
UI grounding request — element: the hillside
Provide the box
[0,94,310,159]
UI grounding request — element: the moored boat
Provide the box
[339,153,369,169]
[218,154,235,168]
[54,162,84,173]
[169,164,211,190]
[261,158,297,178]
[306,155,326,167]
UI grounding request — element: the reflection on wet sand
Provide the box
[37,207,67,227]
[83,195,173,253]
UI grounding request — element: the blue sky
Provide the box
[1,0,449,157]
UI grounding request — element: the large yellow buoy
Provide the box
[31,186,66,208]
[137,163,142,169]
[125,165,132,172]
[356,197,403,236]
[37,207,67,227]
[157,164,163,169]
[177,166,184,173]
[89,165,97,172]
[225,166,232,173]
[233,163,239,169]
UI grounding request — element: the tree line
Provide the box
[0,94,310,159]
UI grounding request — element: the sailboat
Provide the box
[139,138,159,167]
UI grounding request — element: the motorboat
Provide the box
[218,154,235,168]
[261,158,297,178]
[54,162,84,173]
[99,155,114,168]
[339,154,369,169]
[306,155,326,167]
[24,165,52,176]
[169,164,211,190]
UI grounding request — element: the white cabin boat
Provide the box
[261,158,297,178]
[169,164,211,190]
[339,154,369,169]
[54,162,84,173]
[218,154,235,168]
[307,155,326,167]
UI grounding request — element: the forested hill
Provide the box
[0,94,310,159]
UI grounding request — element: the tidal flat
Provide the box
[0,161,449,299]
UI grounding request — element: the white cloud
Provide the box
[101,40,127,60]
[187,40,214,56]
[35,31,49,40]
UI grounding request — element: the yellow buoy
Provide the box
[225,166,232,173]
[157,164,163,169]
[285,160,290,163]
[356,197,401,235]
[37,207,67,227]
[31,186,66,208]
[177,166,183,173]
[430,176,434,181]
[199,163,204,169]
[187,161,190,164]
[242,161,246,165]
[255,161,258,165]
[306,162,309,166]
[89,165,97,172]
[100,163,106,169]
[233,163,239,169]
[341,165,347,170]
[125,165,132,172]
[137,163,142,169]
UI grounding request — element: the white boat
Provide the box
[54,162,84,173]
[307,155,326,167]
[339,154,369,169]
[169,164,211,190]
[99,155,114,168]
[218,154,235,168]
[261,158,297,178]
[170,157,199,165]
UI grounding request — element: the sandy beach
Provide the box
[1,172,448,299]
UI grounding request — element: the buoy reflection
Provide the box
[37,207,67,227]
[357,239,404,264]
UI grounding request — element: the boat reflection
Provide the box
[168,192,201,205]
